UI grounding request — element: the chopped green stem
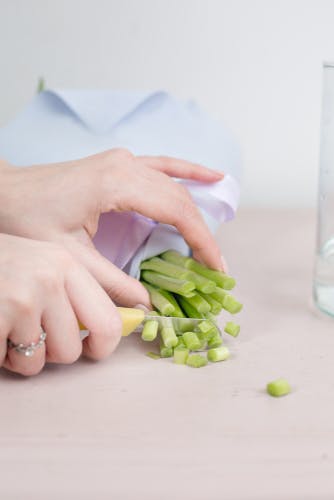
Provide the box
[141,320,159,341]
[141,282,175,316]
[224,321,240,337]
[198,320,217,335]
[160,250,190,267]
[182,331,201,351]
[141,270,195,297]
[197,292,222,315]
[210,288,243,314]
[173,345,189,364]
[176,317,198,333]
[177,296,204,319]
[158,251,216,292]
[160,318,178,348]
[160,343,173,358]
[210,287,228,305]
[186,271,216,294]
[207,332,223,348]
[158,289,185,318]
[186,354,208,368]
[185,257,236,290]
[207,346,230,362]
[146,351,161,360]
[266,378,291,397]
[176,336,186,347]
[141,257,189,280]
[146,310,160,316]
[180,293,211,314]
[222,295,243,314]
[196,331,208,350]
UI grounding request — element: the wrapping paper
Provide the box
[0,89,241,275]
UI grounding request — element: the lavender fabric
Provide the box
[0,89,241,276]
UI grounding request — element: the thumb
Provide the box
[62,237,151,308]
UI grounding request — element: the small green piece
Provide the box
[160,344,174,358]
[207,332,223,348]
[177,317,198,333]
[141,270,195,297]
[198,320,217,335]
[160,317,178,348]
[224,321,240,338]
[196,331,208,350]
[141,282,175,316]
[186,354,208,368]
[207,346,230,362]
[141,320,159,341]
[173,345,189,364]
[266,378,291,397]
[182,331,201,351]
[176,336,186,347]
[146,351,161,360]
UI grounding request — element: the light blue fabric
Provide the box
[0,89,241,276]
[0,89,241,177]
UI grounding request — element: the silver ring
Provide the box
[7,332,47,357]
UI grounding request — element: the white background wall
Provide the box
[1,0,334,207]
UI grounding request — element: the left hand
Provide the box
[0,149,225,307]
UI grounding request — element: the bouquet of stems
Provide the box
[139,250,242,368]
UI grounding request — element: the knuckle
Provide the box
[8,294,34,317]
[102,147,134,164]
[57,345,82,364]
[178,197,198,222]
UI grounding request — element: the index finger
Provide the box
[138,156,224,183]
[125,171,223,270]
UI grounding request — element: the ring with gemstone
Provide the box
[7,332,47,357]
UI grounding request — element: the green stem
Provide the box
[141,320,159,341]
[177,296,204,318]
[141,282,175,316]
[180,293,211,314]
[141,270,195,297]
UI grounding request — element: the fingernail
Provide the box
[211,170,224,178]
[221,255,229,274]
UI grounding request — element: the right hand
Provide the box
[0,233,123,376]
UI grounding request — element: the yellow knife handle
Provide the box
[78,307,145,337]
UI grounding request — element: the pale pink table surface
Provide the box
[1,209,334,500]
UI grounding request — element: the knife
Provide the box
[79,307,221,338]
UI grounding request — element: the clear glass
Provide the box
[313,63,334,316]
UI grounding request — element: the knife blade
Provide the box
[79,307,221,338]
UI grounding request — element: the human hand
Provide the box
[0,233,123,376]
[0,150,224,306]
